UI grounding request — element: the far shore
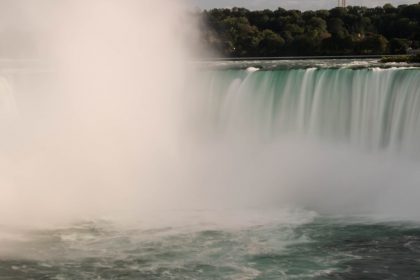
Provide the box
[203,54,399,62]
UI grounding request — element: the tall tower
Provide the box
[337,0,346,7]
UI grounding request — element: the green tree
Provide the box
[201,2,420,57]
[258,29,285,56]
[359,34,389,54]
[389,38,411,54]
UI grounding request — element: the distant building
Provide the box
[407,48,420,55]
[337,0,347,7]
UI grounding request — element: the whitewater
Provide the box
[1,59,420,279]
[0,0,420,278]
[200,66,420,155]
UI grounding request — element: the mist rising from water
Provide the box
[0,0,200,227]
[188,67,420,219]
[1,1,420,231]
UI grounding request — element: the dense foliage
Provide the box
[200,3,420,57]
[380,54,420,62]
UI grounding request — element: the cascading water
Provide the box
[189,63,420,218]
[1,0,420,277]
[199,67,420,157]
[2,56,420,278]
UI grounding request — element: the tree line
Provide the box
[199,3,420,57]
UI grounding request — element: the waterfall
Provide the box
[200,67,420,156]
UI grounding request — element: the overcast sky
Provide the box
[193,0,419,10]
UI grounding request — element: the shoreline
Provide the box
[199,55,395,62]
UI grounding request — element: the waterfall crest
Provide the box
[201,67,420,156]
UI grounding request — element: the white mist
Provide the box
[0,0,198,227]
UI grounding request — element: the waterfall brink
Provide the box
[201,67,420,157]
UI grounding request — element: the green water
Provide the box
[1,213,420,279]
[198,67,420,156]
[2,60,420,279]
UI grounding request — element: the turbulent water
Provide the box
[1,212,420,279]
[2,60,420,279]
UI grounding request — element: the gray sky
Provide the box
[193,0,419,10]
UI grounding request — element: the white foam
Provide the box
[246,66,260,72]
